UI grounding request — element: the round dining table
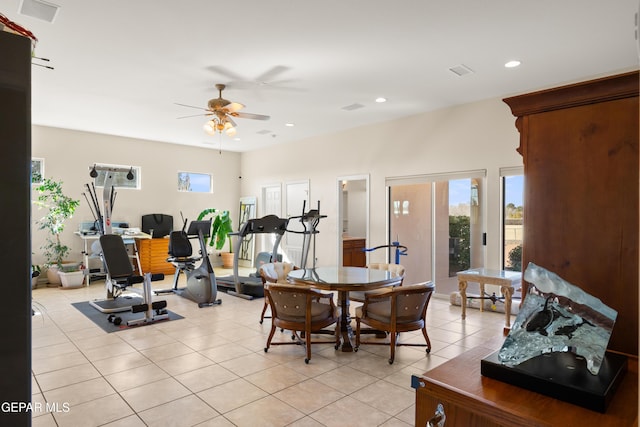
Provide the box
[288,266,402,352]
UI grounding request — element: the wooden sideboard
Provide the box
[503,71,639,356]
[343,237,366,267]
[413,344,638,426]
[136,238,175,275]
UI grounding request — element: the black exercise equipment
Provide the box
[156,219,222,307]
[90,234,169,326]
[216,214,289,300]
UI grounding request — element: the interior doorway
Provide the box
[337,175,369,267]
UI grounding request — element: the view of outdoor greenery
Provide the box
[449,215,470,276]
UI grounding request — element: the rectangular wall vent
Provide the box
[19,0,60,23]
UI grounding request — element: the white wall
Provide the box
[240,96,523,269]
[31,126,241,267]
[30,95,523,272]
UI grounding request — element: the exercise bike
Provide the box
[156,219,222,308]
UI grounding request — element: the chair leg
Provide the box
[260,301,269,324]
[389,332,397,364]
[304,328,312,364]
[421,327,431,353]
[264,323,277,353]
[355,318,361,348]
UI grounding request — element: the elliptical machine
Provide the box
[157,219,221,308]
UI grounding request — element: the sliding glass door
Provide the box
[388,171,485,295]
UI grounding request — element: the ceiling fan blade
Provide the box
[226,116,238,127]
[232,111,270,121]
[176,113,213,119]
[225,102,245,113]
[206,65,246,82]
[175,102,209,111]
[254,65,290,83]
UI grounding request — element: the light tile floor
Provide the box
[31,273,511,427]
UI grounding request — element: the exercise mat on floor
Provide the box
[71,301,183,333]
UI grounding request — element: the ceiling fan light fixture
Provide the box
[203,120,216,135]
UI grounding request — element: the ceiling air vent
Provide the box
[341,103,365,111]
[19,0,60,23]
[448,64,474,77]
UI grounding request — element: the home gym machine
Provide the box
[156,218,222,307]
[85,164,169,325]
[287,200,327,269]
[215,214,289,300]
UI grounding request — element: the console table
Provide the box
[457,268,521,333]
[412,344,638,427]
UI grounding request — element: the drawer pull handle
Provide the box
[427,403,446,427]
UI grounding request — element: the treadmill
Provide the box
[215,214,289,300]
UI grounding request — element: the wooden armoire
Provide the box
[503,71,639,356]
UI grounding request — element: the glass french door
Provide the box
[388,171,485,295]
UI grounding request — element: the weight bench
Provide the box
[90,234,169,326]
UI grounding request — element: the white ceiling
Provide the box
[3,0,639,152]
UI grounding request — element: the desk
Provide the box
[288,266,402,352]
[457,268,521,333]
[75,232,151,285]
[412,343,638,426]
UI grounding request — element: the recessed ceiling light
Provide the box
[285,123,295,127]
[375,97,387,103]
[505,60,521,68]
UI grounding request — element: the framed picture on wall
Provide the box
[31,158,44,184]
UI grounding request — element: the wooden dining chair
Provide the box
[263,283,339,363]
[355,281,435,364]
[349,263,406,304]
[258,262,299,323]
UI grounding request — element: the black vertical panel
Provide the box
[0,31,32,426]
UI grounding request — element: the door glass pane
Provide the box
[503,175,524,271]
[389,183,432,286]
[389,176,484,295]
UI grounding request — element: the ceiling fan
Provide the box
[176,84,270,137]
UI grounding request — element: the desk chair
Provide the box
[349,263,406,303]
[258,262,299,324]
[355,281,435,364]
[263,283,339,363]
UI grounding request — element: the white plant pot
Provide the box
[58,270,85,289]
[31,276,39,289]
[46,266,61,286]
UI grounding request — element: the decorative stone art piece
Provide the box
[498,263,617,375]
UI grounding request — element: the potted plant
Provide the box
[31,264,41,289]
[33,178,80,285]
[197,208,234,268]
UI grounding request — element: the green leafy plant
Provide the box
[33,178,80,267]
[197,209,234,252]
[507,244,522,272]
[31,264,41,279]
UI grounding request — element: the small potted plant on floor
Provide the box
[31,264,41,289]
[33,178,81,286]
[197,208,234,268]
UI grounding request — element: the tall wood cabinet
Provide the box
[0,31,32,425]
[503,71,639,356]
